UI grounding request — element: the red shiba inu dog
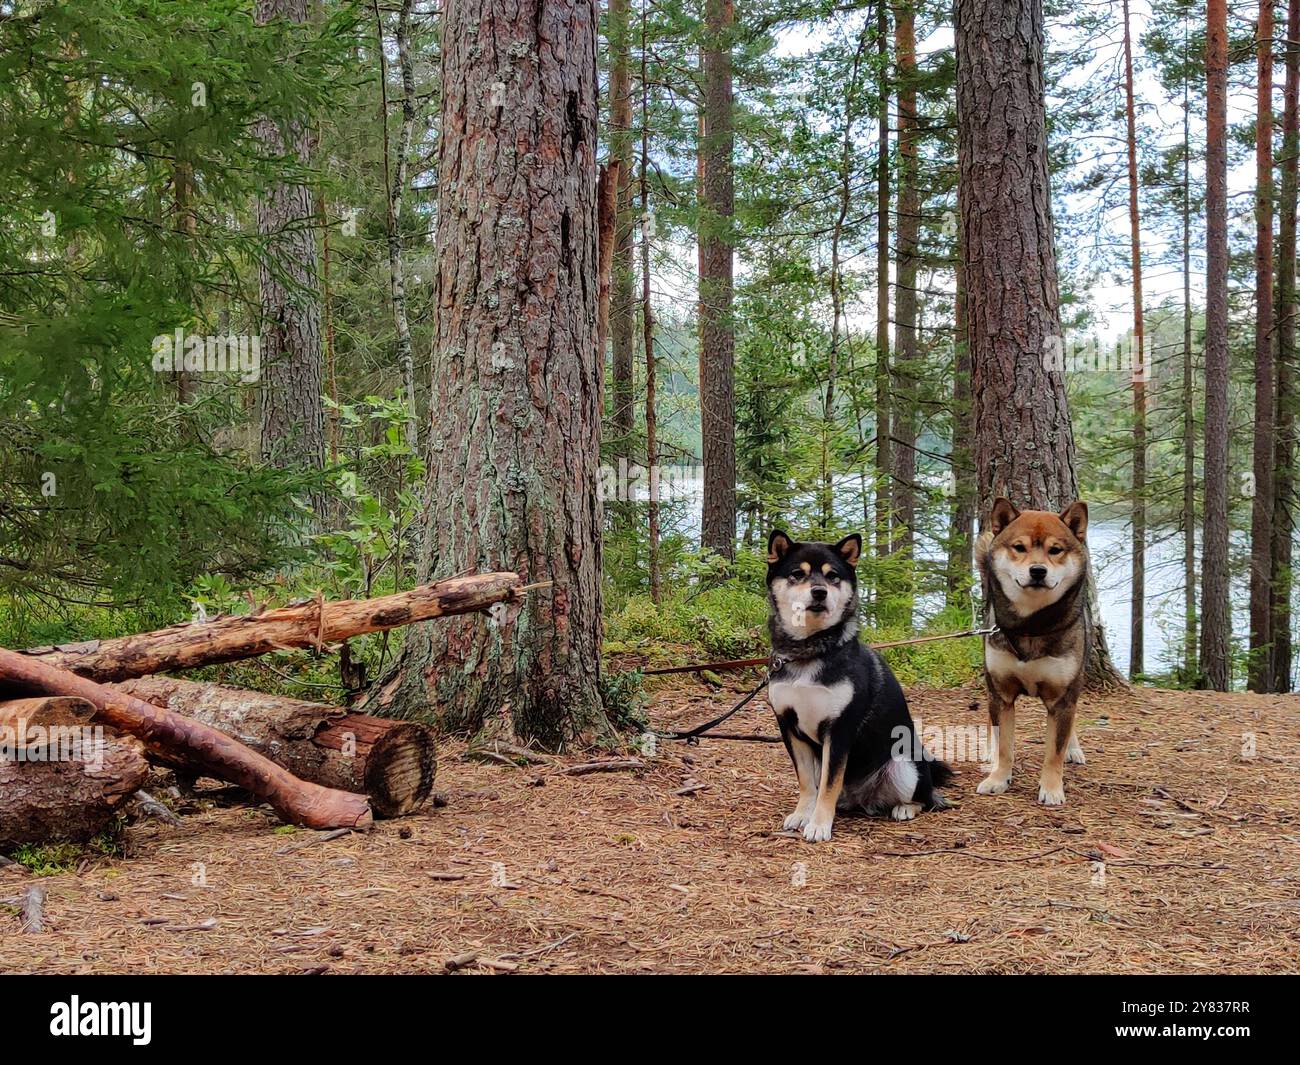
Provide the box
[975,498,1089,806]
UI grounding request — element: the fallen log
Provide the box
[1,729,148,850]
[17,572,522,684]
[118,677,435,818]
[0,648,372,831]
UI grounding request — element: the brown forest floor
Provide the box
[2,675,1298,974]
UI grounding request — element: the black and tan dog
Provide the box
[766,530,951,842]
[975,497,1090,806]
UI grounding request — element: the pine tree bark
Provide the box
[1274,0,1299,692]
[1200,0,1232,691]
[1122,0,1146,680]
[955,0,1125,688]
[608,0,636,448]
[256,0,326,508]
[372,0,610,747]
[1250,0,1277,692]
[699,0,736,560]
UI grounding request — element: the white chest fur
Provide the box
[985,644,1080,697]
[769,663,853,742]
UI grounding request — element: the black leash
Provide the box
[654,617,1004,745]
[654,658,781,744]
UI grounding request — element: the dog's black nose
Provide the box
[1029,565,1047,582]
[810,586,828,601]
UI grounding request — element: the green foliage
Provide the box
[599,668,649,733]
[607,581,982,687]
[5,825,124,874]
[0,1,360,621]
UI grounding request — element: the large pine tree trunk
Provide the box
[1250,0,1278,692]
[1200,0,1232,691]
[955,0,1125,688]
[372,0,609,747]
[1274,0,1300,692]
[699,0,736,560]
[255,0,326,506]
[608,0,636,449]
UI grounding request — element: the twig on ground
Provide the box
[559,758,645,776]
[21,884,46,933]
[134,789,182,826]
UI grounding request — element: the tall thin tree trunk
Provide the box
[824,30,870,536]
[956,0,1125,689]
[1249,0,1277,692]
[890,2,918,626]
[256,0,326,512]
[374,0,609,746]
[698,0,736,560]
[173,159,199,405]
[1122,0,1146,680]
[874,1,891,590]
[947,191,975,610]
[1181,22,1198,682]
[641,3,660,602]
[375,0,421,452]
[1200,0,1232,691]
[609,0,636,449]
[1274,0,1300,691]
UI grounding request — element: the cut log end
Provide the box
[363,721,437,818]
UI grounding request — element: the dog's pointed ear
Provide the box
[1060,500,1088,541]
[767,529,795,563]
[990,497,1020,535]
[835,533,862,567]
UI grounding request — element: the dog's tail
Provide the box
[927,756,955,789]
[919,754,955,811]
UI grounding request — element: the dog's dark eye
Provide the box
[1013,543,1027,554]
[827,574,840,583]
[1048,546,1063,556]
[787,573,803,583]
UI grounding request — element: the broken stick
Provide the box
[16,572,522,684]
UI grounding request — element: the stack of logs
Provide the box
[0,573,522,849]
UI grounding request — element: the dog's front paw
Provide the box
[976,773,1011,795]
[1066,737,1086,765]
[1037,780,1066,806]
[802,816,834,843]
[783,807,813,832]
[890,802,921,821]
